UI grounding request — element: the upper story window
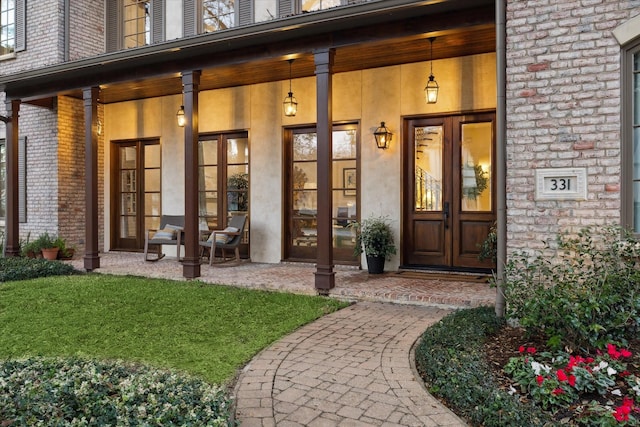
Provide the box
[124,0,151,48]
[202,0,236,32]
[301,0,342,12]
[0,0,15,55]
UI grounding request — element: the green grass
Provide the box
[0,274,348,385]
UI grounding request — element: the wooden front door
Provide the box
[403,113,496,270]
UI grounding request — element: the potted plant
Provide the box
[23,232,62,260]
[351,215,397,274]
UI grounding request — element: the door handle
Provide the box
[443,202,450,229]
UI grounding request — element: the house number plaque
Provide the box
[535,168,587,201]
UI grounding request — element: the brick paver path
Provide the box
[234,302,467,427]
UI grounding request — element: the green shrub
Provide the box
[0,257,77,282]
[502,226,640,351]
[414,307,550,426]
[0,357,236,426]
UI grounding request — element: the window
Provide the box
[254,0,276,22]
[0,137,27,223]
[0,0,23,56]
[202,0,236,32]
[0,0,15,55]
[300,0,342,12]
[107,0,162,52]
[625,43,640,232]
[124,0,151,48]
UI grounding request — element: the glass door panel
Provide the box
[415,126,443,212]
[460,122,492,212]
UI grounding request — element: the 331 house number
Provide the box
[547,177,572,191]
[535,168,587,201]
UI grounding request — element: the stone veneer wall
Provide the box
[57,96,105,254]
[505,1,640,254]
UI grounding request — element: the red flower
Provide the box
[613,409,629,422]
[527,347,536,354]
[620,370,631,377]
[620,348,633,358]
[556,369,568,382]
[585,357,595,364]
[536,375,544,386]
[518,346,525,353]
[568,375,576,387]
[607,343,621,359]
[552,388,564,396]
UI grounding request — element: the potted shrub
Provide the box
[25,232,61,260]
[351,215,397,274]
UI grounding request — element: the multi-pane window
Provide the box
[0,0,15,55]
[632,50,640,231]
[202,0,236,32]
[123,0,150,48]
[301,0,342,12]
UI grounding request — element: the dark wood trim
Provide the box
[83,87,100,270]
[4,99,20,257]
[182,70,202,279]
[313,48,335,293]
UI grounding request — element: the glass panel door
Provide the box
[112,139,161,251]
[286,124,359,263]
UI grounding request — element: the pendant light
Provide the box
[424,37,439,104]
[283,59,298,117]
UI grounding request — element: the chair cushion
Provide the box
[153,227,176,240]
[208,226,239,244]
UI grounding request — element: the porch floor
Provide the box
[69,252,496,309]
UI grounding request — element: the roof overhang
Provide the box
[0,0,496,104]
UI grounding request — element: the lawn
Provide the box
[0,274,348,385]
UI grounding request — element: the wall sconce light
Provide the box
[424,37,439,104]
[283,59,298,117]
[176,105,186,127]
[374,122,392,150]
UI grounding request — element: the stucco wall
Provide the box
[104,53,496,267]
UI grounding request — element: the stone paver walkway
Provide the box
[234,302,466,426]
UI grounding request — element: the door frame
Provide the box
[401,110,496,271]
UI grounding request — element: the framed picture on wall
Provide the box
[343,168,356,196]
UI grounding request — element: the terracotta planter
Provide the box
[41,247,59,261]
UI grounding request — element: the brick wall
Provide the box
[57,96,105,254]
[69,0,105,60]
[505,0,640,254]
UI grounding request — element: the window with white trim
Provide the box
[0,0,15,55]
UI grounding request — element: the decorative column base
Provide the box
[83,254,100,271]
[182,257,201,279]
[314,264,335,296]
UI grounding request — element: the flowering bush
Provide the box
[501,226,640,350]
[505,344,640,426]
[0,357,236,426]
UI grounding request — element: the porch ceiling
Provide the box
[93,25,495,105]
[2,0,496,105]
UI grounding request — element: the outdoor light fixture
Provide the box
[97,119,103,136]
[424,37,439,104]
[176,105,186,127]
[283,59,298,117]
[374,122,392,150]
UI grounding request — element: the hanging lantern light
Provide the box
[283,59,298,117]
[176,105,186,127]
[424,37,439,104]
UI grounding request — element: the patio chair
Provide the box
[199,214,247,266]
[144,215,185,262]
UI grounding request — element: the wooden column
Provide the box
[182,70,202,279]
[314,48,336,294]
[83,87,100,271]
[4,99,20,257]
